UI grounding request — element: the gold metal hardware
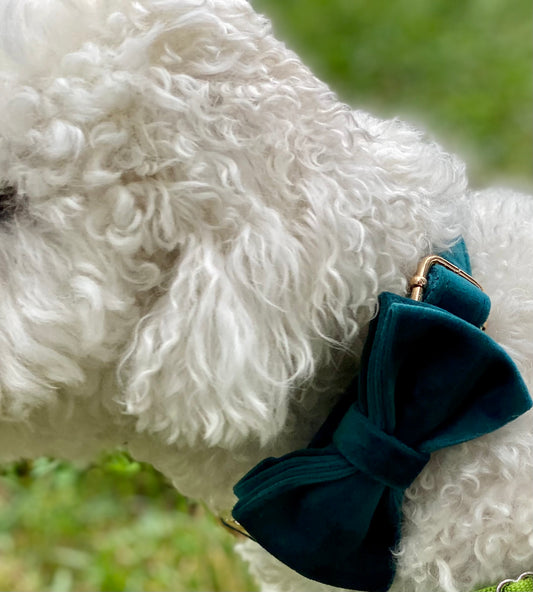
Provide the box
[409,254,483,302]
[220,514,253,539]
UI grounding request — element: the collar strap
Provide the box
[408,252,488,329]
[230,239,532,592]
[474,572,533,592]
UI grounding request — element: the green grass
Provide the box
[0,457,257,592]
[0,2,531,591]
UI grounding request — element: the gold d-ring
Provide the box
[409,255,483,302]
[220,514,253,540]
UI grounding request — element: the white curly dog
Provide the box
[0,1,531,591]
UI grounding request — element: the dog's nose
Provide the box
[0,184,20,221]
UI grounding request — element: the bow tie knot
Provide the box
[333,406,429,491]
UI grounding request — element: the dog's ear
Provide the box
[117,226,328,449]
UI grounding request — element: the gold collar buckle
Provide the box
[409,254,483,302]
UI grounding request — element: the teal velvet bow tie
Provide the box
[232,239,532,592]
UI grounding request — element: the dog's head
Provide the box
[0,0,466,450]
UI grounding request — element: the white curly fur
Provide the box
[0,1,530,591]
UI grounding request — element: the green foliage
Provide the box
[0,2,530,590]
[0,458,256,592]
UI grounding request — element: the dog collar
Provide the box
[474,572,533,592]
[227,239,532,592]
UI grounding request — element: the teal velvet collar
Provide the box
[232,239,532,592]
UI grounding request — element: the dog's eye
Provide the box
[0,184,22,221]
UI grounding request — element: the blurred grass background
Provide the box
[0,457,258,592]
[254,0,532,189]
[0,1,531,591]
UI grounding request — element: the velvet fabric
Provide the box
[232,240,532,592]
